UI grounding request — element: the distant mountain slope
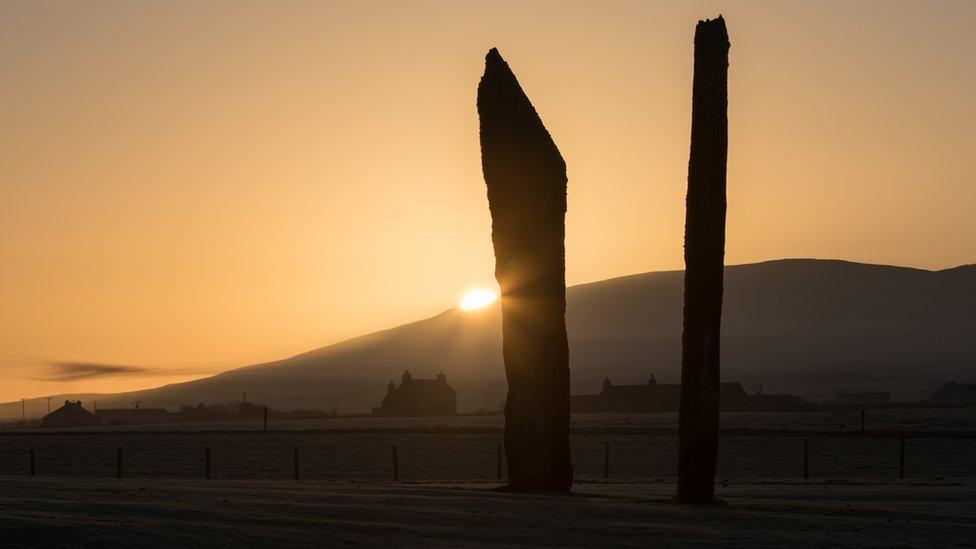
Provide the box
[5,259,975,417]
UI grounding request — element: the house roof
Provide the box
[44,400,96,420]
[603,384,676,397]
[95,408,170,415]
[936,381,976,393]
[602,382,744,397]
[394,379,456,395]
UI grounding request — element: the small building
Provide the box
[42,400,101,429]
[835,392,890,405]
[95,404,173,426]
[930,381,976,403]
[571,376,815,413]
[372,370,457,417]
[743,392,818,413]
[594,375,682,412]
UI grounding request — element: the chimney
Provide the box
[602,377,612,393]
[649,374,657,386]
[387,381,396,394]
[437,371,446,383]
[402,370,412,384]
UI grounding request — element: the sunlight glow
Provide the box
[459,288,497,311]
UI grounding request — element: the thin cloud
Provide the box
[33,361,210,382]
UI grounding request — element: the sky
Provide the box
[1,0,974,403]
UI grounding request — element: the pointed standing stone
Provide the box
[477,48,573,491]
[677,16,730,503]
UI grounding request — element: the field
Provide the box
[2,411,974,546]
[7,407,976,433]
[1,477,975,547]
[1,409,974,484]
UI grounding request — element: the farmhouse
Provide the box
[95,405,173,426]
[930,381,976,403]
[42,400,101,428]
[372,370,457,417]
[570,376,815,413]
[834,392,891,405]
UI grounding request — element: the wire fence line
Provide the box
[1,430,973,483]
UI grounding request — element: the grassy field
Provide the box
[1,430,974,484]
[1,477,974,547]
[5,408,975,432]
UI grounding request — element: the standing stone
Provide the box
[477,48,572,491]
[677,16,730,504]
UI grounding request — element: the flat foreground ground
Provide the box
[1,477,974,547]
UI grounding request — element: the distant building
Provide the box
[743,392,818,412]
[930,382,976,404]
[372,370,457,417]
[834,392,890,405]
[95,404,173,426]
[592,375,683,412]
[571,376,815,413]
[42,400,101,428]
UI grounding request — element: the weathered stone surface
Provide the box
[477,48,572,491]
[678,16,730,503]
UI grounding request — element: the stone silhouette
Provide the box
[477,48,573,491]
[677,16,730,504]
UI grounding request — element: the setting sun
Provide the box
[459,288,497,310]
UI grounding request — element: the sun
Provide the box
[459,288,498,311]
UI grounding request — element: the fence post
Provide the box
[392,445,399,482]
[604,441,610,480]
[496,443,502,481]
[294,446,300,481]
[29,449,35,477]
[205,447,211,480]
[899,437,906,479]
[116,448,122,479]
[803,438,809,480]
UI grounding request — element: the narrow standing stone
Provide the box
[477,48,573,491]
[677,16,730,504]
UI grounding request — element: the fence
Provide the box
[2,430,973,483]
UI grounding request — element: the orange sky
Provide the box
[2,1,974,403]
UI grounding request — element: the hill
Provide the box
[4,259,975,417]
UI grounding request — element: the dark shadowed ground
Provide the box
[1,477,973,547]
[3,427,973,483]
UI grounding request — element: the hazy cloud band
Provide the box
[33,362,207,382]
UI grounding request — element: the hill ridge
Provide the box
[3,258,974,419]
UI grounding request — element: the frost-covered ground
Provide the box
[7,408,975,433]
[0,477,973,547]
[3,410,972,484]
[2,431,973,483]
